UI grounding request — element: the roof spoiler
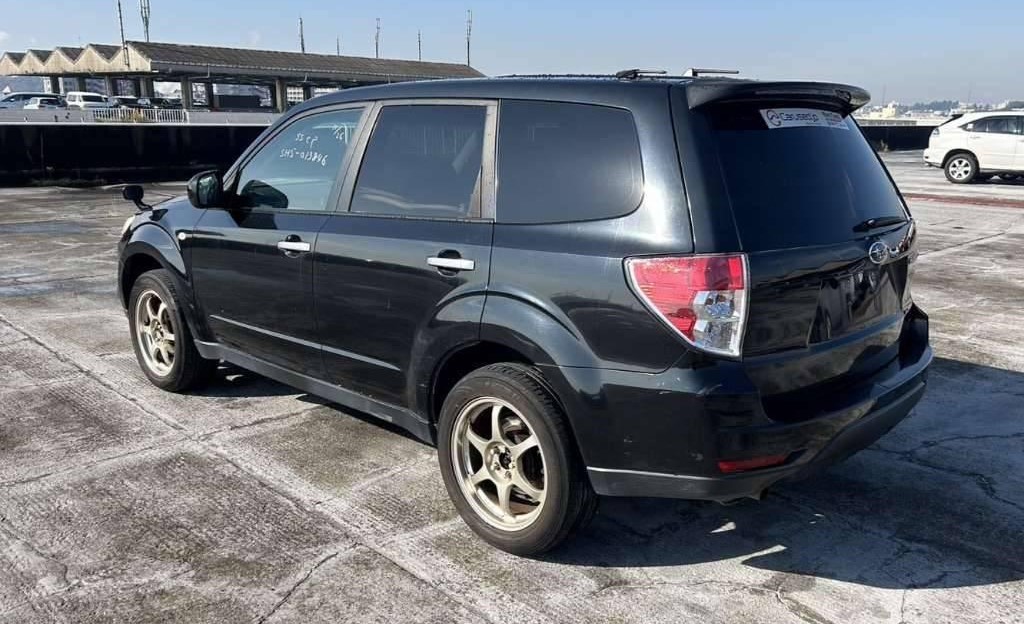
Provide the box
[685,81,871,113]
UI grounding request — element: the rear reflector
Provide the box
[717,454,788,474]
[625,254,749,357]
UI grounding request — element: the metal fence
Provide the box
[0,108,278,126]
[91,108,189,124]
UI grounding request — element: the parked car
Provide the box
[22,96,66,110]
[65,91,114,109]
[109,95,152,109]
[138,97,182,109]
[0,92,58,109]
[118,75,932,555]
[924,111,1024,183]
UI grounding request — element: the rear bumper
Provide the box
[586,362,927,500]
[923,148,942,167]
[545,305,932,501]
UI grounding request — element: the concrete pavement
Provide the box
[0,154,1022,623]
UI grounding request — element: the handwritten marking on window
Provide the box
[279,147,329,167]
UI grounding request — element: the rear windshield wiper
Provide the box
[853,215,907,232]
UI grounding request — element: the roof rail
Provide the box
[683,68,740,78]
[614,68,668,80]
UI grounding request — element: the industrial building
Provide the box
[0,41,484,111]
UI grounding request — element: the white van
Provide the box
[924,111,1024,183]
[65,91,114,110]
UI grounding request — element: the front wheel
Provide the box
[128,269,217,392]
[944,153,978,184]
[437,363,596,556]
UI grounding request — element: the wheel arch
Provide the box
[120,225,207,341]
[943,148,977,167]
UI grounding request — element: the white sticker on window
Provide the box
[760,108,848,130]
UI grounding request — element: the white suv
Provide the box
[924,112,1024,183]
[65,91,114,110]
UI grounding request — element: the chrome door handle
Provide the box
[427,256,475,271]
[277,240,311,253]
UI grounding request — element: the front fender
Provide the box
[119,223,209,342]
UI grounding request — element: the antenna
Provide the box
[417,30,422,61]
[116,0,130,68]
[299,17,306,53]
[465,9,473,66]
[375,18,381,58]
[139,0,151,42]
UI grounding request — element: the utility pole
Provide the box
[375,18,381,58]
[417,30,422,61]
[465,9,473,66]
[299,17,306,53]
[139,0,151,42]
[336,36,341,56]
[116,0,130,68]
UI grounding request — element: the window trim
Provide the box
[223,103,370,215]
[333,98,498,222]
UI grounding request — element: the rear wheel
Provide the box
[437,363,596,555]
[944,153,978,184]
[128,269,216,391]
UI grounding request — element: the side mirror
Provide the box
[187,170,223,209]
[122,184,151,211]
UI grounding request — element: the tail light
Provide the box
[931,127,940,137]
[625,253,749,357]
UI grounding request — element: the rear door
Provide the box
[314,100,495,407]
[685,99,917,414]
[1013,116,1024,171]
[191,105,367,376]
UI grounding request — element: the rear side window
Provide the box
[701,104,907,252]
[497,101,643,224]
[351,104,487,219]
[967,116,1020,135]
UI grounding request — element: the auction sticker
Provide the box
[760,108,847,130]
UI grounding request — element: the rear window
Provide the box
[83,95,106,103]
[497,101,643,224]
[703,104,907,252]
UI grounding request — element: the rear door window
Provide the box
[496,101,643,223]
[350,104,487,219]
[700,104,907,252]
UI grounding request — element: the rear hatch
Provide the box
[679,84,917,421]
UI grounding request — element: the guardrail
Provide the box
[0,108,278,126]
[92,108,189,124]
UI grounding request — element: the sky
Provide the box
[1,0,1022,104]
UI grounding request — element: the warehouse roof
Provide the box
[0,40,484,85]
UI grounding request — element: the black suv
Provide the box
[118,75,932,555]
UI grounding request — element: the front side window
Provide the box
[497,101,643,224]
[235,107,363,211]
[350,104,487,219]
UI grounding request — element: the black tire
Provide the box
[437,363,597,556]
[128,269,217,392]
[944,153,978,184]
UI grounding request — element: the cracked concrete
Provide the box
[0,154,1022,622]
